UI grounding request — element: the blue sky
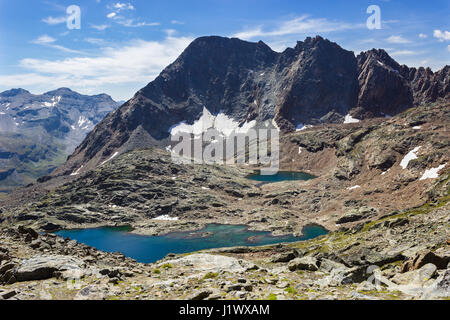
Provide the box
[0,0,449,101]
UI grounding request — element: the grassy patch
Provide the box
[203,272,219,280]
[284,286,297,295]
[362,193,450,232]
[267,293,277,301]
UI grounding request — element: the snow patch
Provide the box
[42,97,61,108]
[400,147,421,169]
[344,114,360,124]
[412,126,421,130]
[101,152,119,165]
[169,107,256,136]
[70,165,84,176]
[152,215,179,221]
[347,185,361,190]
[296,123,312,132]
[420,164,446,181]
[298,147,303,154]
[78,116,88,127]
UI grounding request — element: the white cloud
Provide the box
[386,35,411,44]
[232,15,362,40]
[84,38,107,45]
[418,33,428,39]
[0,35,193,98]
[42,16,67,25]
[112,2,135,11]
[116,19,159,27]
[32,35,56,45]
[433,30,450,41]
[106,5,158,27]
[107,2,135,19]
[31,35,83,54]
[91,24,109,31]
[448,45,450,52]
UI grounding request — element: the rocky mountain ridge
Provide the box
[0,88,119,192]
[52,36,449,177]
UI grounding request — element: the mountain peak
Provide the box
[44,88,77,96]
[51,36,449,176]
[357,48,401,71]
[0,88,31,97]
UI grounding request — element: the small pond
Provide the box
[247,171,316,183]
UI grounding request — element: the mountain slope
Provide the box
[0,88,120,192]
[2,100,448,236]
[51,36,449,177]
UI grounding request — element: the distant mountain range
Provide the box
[52,35,449,177]
[0,88,120,192]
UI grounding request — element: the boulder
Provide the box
[17,226,39,240]
[337,266,368,284]
[15,255,84,282]
[319,259,347,273]
[401,250,449,272]
[0,290,17,300]
[161,254,257,273]
[391,263,437,286]
[74,285,106,300]
[385,217,409,228]
[0,262,16,275]
[271,251,298,263]
[436,269,450,294]
[187,289,213,300]
[288,256,319,272]
[337,207,378,224]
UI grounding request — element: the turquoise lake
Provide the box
[55,224,328,264]
[247,171,316,183]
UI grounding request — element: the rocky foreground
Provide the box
[0,193,449,300]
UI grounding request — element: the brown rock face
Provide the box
[51,36,449,176]
[354,49,449,119]
[407,65,450,105]
[355,49,413,118]
[275,37,358,132]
